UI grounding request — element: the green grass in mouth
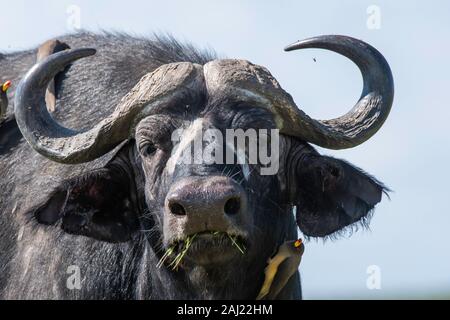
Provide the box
[157,231,246,270]
[227,234,246,255]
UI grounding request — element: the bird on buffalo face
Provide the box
[256,239,305,300]
[0,80,11,121]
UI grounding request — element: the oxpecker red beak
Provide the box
[294,239,303,249]
[2,80,11,92]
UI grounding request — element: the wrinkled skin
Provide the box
[0,33,386,299]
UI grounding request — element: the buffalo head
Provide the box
[14,35,393,296]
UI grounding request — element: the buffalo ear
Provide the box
[31,168,139,243]
[293,154,388,238]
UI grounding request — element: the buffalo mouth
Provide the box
[158,231,248,269]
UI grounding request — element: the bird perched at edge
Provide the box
[256,238,305,300]
[0,80,11,122]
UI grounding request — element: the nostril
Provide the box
[224,197,240,215]
[168,201,186,216]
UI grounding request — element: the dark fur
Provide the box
[0,32,386,299]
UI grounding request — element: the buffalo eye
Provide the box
[141,143,157,157]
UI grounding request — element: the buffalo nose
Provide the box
[166,176,245,218]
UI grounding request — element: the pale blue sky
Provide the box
[1,0,449,299]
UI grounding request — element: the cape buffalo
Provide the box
[0,32,393,299]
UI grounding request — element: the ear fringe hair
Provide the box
[333,156,393,195]
[297,182,390,243]
[300,208,376,243]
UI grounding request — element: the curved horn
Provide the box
[15,48,204,164]
[282,35,394,149]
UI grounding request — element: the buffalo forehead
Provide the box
[135,59,296,132]
[203,59,294,130]
[204,59,282,90]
